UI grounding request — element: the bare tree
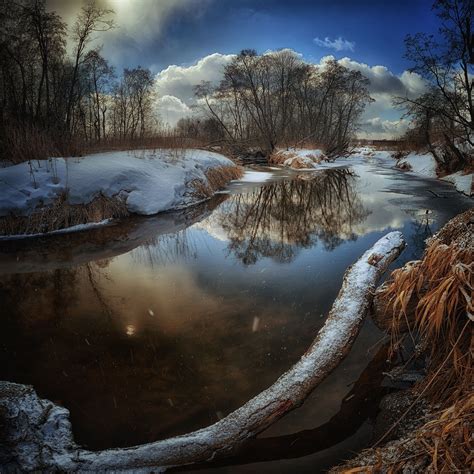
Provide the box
[397,0,473,170]
[194,50,371,155]
[66,0,115,133]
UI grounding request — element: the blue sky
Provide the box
[49,0,440,138]
[147,0,438,75]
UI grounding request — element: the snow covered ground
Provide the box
[0,149,236,219]
[395,152,473,196]
[270,148,327,168]
[441,171,473,196]
[396,152,438,178]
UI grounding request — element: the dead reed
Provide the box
[0,192,129,236]
[189,165,243,199]
[334,209,473,473]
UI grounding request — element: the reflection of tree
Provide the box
[404,209,434,260]
[219,169,369,264]
[132,230,197,268]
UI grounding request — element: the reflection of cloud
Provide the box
[211,171,369,264]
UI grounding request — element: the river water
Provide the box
[0,155,471,472]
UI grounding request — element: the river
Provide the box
[0,155,471,472]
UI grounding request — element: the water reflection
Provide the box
[216,170,369,265]
[0,159,472,469]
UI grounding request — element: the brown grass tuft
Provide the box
[0,192,129,237]
[381,211,473,402]
[333,210,474,473]
[190,165,243,199]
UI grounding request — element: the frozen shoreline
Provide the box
[0,149,240,238]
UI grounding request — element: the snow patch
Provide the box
[0,219,112,241]
[0,149,235,218]
[441,171,473,196]
[396,152,437,178]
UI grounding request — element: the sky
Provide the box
[46,0,440,139]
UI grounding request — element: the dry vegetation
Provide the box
[333,209,473,473]
[189,165,243,199]
[0,192,129,237]
[268,150,327,168]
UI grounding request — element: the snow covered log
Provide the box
[0,232,405,472]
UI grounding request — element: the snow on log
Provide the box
[0,232,405,472]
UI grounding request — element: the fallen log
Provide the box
[0,231,405,472]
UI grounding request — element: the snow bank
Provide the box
[0,149,235,218]
[395,151,473,196]
[441,171,473,196]
[270,148,326,169]
[396,152,438,178]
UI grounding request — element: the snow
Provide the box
[240,170,273,182]
[0,149,234,218]
[441,171,473,196]
[396,152,438,178]
[0,219,111,241]
[272,148,326,169]
[395,151,473,195]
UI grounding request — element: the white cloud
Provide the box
[155,95,193,126]
[358,117,410,139]
[155,53,235,102]
[333,57,426,97]
[316,55,427,138]
[154,49,426,136]
[314,36,355,52]
[154,53,235,125]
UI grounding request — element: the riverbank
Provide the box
[396,151,473,197]
[0,149,242,238]
[332,208,473,472]
[269,146,473,197]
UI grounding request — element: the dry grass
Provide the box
[381,210,473,403]
[0,122,206,165]
[334,210,473,473]
[1,124,83,165]
[268,150,296,165]
[189,165,243,199]
[269,150,327,168]
[0,192,129,236]
[335,391,473,473]
[83,135,205,155]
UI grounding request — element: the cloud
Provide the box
[358,117,410,139]
[154,49,426,136]
[154,53,235,125]
[156,95,193,126]
[46,0,211,66]
[315,55,427,138]
[333,57,426,97]
[314,36,355,52]
[155,53,235,101]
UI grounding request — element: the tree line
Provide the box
[182,49,372,156]
[0,0,155,161]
